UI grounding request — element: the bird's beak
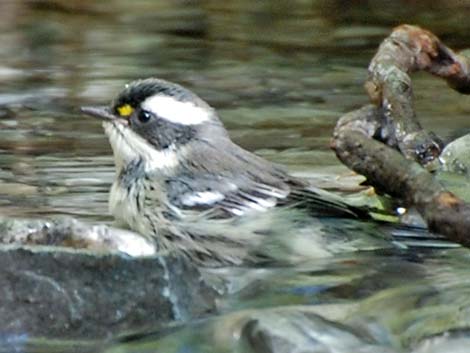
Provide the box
[80,106,118,121]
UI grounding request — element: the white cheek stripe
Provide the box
[103,121,181,173]
[141,95,211,125]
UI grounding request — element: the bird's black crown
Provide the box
[111,78,205,114]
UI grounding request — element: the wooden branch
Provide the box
[364,25,470,163]
[331,25,470,246]
[332,106,470,245]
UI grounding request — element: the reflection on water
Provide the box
[2,0,470,352]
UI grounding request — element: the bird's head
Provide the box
[81,78,226,173]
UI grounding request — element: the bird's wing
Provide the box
[165,174,287,218]
[165,173,366,219]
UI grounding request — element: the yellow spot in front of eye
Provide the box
[117,104,133,117]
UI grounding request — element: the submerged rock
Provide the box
[116,306,398,353]
[230,308,397,353]
[0,217,217,339]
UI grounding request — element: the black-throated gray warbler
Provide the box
[81,78,371,266]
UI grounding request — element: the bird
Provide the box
[81,78,377,266]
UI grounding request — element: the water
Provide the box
[2,0,470,352]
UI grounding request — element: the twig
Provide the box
[332,25,470,245]
[364,25,470,163]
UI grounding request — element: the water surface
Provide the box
[2,1,470,352]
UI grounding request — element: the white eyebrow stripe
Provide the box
[141,95,212,125]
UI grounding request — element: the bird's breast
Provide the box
[109,172,179,240]
[109,179,145,233]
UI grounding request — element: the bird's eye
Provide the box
[138,110,152,123]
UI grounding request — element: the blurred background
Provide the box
[2,0,470,221]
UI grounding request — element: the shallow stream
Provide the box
[2,1,470,352]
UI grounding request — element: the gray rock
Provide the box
[0,217,157,257]
[237,309,397,353]
[0,218,217,340]
[193,307,398,353]
[440,133,470,174]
